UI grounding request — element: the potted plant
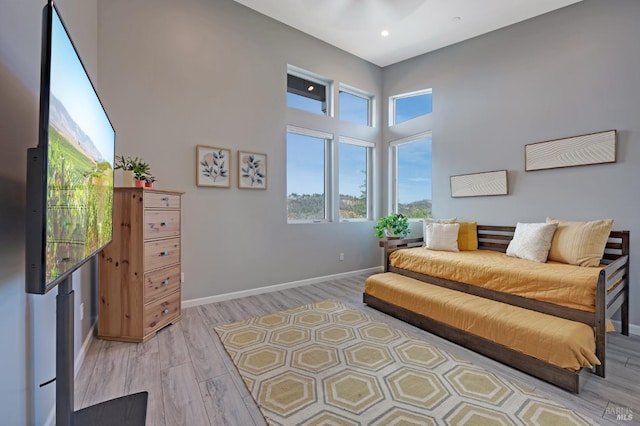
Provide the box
[115,155,150,187]
[144,175,156,188]
[130,158,151,187]
[114,155,135,186]
[374,213,410,239]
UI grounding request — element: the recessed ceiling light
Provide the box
[307,85,315,92]
[381,30,389,37]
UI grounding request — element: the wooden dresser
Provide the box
[98,187,184,342]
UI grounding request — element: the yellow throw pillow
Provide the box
[457,222,478,251]
[546,218,614,267]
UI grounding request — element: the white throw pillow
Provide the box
[506,222,558,263]
[423,217,456,242]
[423,217,457,223]
[424,222,460,252]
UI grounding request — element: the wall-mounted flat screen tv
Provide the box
[26,1,115,294]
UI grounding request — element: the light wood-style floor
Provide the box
[75,272,640,425]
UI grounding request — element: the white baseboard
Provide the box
[182,267,383,308]
[75,321,97,377]
[45,404,54,426]
[44,321,97,426]
[610,319,640,336]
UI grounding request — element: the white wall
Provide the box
[0,0,99,423]
[382,0,640,328]
[97,0,384,301]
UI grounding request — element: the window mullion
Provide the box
[367,146,373,220]
[392,146,398,214]
[326,137,334,222]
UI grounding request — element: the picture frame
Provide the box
[238,151,267,190]
[525,130,616,171]
[196,145,231,187]
[450,170,508,198]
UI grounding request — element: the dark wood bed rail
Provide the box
[378,225,630,380]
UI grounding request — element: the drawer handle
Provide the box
[162,309,169,315]
[161,221,168,226]
[161,197,169,201]
[161,251,169,256]
[162,279,170,286]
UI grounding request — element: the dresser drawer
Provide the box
[144,264,181,304]
[143,291,180,337]
[144,238,180,271]
[145,191,181,209]
[144,210,180,240]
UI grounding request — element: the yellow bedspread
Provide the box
[389,248,603,312]
[365,273,600,370]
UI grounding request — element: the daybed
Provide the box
[364,224,630,393]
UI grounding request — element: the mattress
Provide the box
[389,248,603,312]
[365,272,600,371]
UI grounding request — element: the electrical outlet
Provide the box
[339,253,345,261]
[181,272,185,283]
[80,302,84,321]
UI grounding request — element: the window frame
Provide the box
[287,65,334,117]
[389,88,432,126]
[389,131,433,219]
[338,137,374,222]
[286,125,334,224]
[338,83,374,127]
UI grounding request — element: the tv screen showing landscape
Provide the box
[26,3,115,293]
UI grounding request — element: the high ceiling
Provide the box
[233,0,583,67]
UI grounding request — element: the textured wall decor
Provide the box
[525,130,616,171]
[450,170,508,198]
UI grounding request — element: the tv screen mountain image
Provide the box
[44,6,115,284]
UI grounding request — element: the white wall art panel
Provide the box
[525,130,616,171]
[450,170,508,198]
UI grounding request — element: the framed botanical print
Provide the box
[196,145,230,188]
[238,151,267,189]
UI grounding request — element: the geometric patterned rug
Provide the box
[214,300,595,426]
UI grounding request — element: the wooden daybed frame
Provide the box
[364,225,630,393]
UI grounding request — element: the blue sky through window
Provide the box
[287,92,325,115]
[286,132,325,196]
[395,92,432,125]
[339,143,367,197]
[397,136,432,204]
[339,91,369,125]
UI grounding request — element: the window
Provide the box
[287,66,332,116]
[390,132,432,219]
[339,84,372,126]
[339,138,373,220]
[390,89,432,125]
[286,68,377,224]
[286,127,332,222]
